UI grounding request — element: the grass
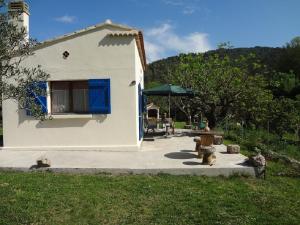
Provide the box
[283,132,299,142]
[0,168,299,225]
[175,121,187,129]
[223,128,300,161]
[158,121,187,129]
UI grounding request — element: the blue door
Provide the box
[138,84,143,140]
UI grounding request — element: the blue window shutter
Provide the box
[138,84,143,140]
[88,79,111,114]
[142,94,147,112]
[26,81,48,116]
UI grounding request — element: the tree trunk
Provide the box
[205,106,217,128]
[173,98,191,124]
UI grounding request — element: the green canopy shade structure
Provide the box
[143,84,194,118]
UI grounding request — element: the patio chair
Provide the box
[146,117,158,133]
[164,118,175,135]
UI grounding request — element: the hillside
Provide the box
[145,47,285,85]
[145,46,300,99]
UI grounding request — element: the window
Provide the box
[33,79,111,115]
[51,81,89,114]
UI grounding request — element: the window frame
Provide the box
[50,80,89,115]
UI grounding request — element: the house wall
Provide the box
[2,26,143,151]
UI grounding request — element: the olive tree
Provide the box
[0,0,49,120]
[170,52,272,128]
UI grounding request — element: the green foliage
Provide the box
[217,41,234,49]
[174,121,186,129]
[279,37,300,85]
[0,0,49,120]
[266,98,300,138]
[145,47,285,85]
[223,125,300,161]
[145,45,300,99]
[168,52,272,127]
[286,36,300,48]
[268,71,300,98]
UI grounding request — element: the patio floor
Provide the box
[0,131,257,176]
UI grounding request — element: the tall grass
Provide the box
[220,122,300,161]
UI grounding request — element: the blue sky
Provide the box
[25,0,300,62]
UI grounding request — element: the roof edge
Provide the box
[31,21,147,71]
[33,22,136,50]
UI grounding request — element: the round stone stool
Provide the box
[227,144,240,154]
[202,146,216,166]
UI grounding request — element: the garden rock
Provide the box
[227,144,240,154]
[213,135,223,145]
[249,153,266,167]
[37,156,51,168]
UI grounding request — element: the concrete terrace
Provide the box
[0,131,256,176]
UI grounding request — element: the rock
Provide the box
[249,153,266,167]
[227,144,240,154]
[37,156,51,168]
[213,135,223,145]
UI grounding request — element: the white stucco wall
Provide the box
[2,26,144,151]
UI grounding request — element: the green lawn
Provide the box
[158,121,187,129]
[174,121,186,129]
[0,167,299,225]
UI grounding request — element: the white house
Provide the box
[2,1,147,151]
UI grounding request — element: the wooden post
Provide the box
[168,93,171,118]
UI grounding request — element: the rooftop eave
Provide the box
[29,21,147,71]
[108,31,147,71]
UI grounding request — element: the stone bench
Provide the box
[213,135,223,145]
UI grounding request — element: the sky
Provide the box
[24,0,300,62]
